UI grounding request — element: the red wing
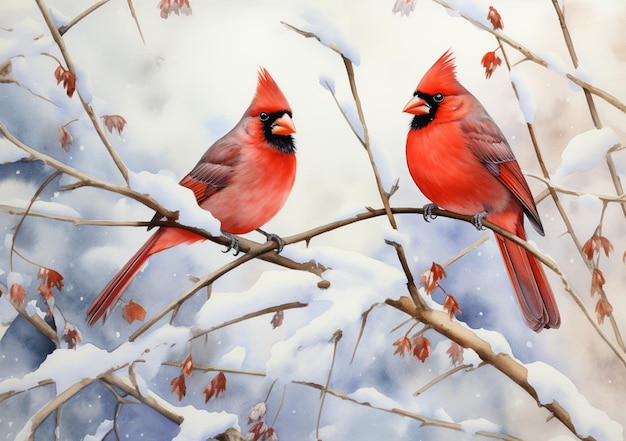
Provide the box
[181,140,241,204]
[461,117,543,234]
[149,140,242,228]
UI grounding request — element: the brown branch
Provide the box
[316,330,342,440]
[431,0,626,113]
[413,363,483,396]
[282,21,397,230]
[15,378,97,440]
[101,373,184,425]
[126,0,146,44]
[35,0,130,183]
[162,362,266,377]
[0,121,176,220]
[58,0,112,36]
[294,380,522,441]
[550,1,626,218]
[190,301,308,340]
[386,297,594,441]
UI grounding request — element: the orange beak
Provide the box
[402,96,431,115]
[271,113,296,136]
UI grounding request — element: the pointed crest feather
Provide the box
[416,50,463,96]
[248,68,291,116]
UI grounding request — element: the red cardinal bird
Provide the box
[87,68,297,326]
[403,50,560,331]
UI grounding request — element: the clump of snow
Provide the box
[319,75,336,94]
[460,417,502,435]
[172,408,238,441]
[326,202,367,223]
[7,271,24,288]
[446,0,491,27]
[539,51,570,77]
[298,10,360,65]
[382,225,410,248]
[265,246,405,379]
[577,193,602,210]
[73,62,93,104]
[0,18,53,60]
[527,361,623,441]
[349,386,401,409]
[370,140,398,191]
[0,139,29,163]
[553,127,620,180]
[84,420,114,441]
[219,346,246,369]
[195,270,321,330]
[128,170,221,235]
[48,6,70,28]
[510,69,536,123]
[538,51,583,92]
[473,328,513,356]
[339,99,365,142]
[0,198,81,218]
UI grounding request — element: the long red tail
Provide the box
[495,224,560,331]
[87,227,203,326]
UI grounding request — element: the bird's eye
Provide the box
[433,93,444,103]
[259,112,269,121]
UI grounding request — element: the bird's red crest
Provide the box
[248,68,291,116]
[416,50,463,96]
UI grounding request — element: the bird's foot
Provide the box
[221,230,240,255]
[423,203,439,222]
[471,211,487,230]
[257,228,285,253]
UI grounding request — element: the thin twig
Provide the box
[14,378,97,440]
[282,21,397,230]
[294,380,522,441]
[351,302,382,362]
[162,362,266,377]
[413,363,484,396]
[550,0,625,219]
[126,0,146,44]
[58,0,112,36]
[9,171,61,270]
[386,297,597,440]
[0,121,176,220]
[190,301,308,340]
[431,0,626,113]
[35,0,130,183]
[316,330,342,440]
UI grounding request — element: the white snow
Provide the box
[0,18,53,60]
[194,270,321,330]
[128,170,221,235]
[349,386,401,409]
[73,62,93,104]
[509,69,536,123]
[527,361,623,441]
[171,408,237,441]
[473,328,513,356]
[297,9,360,65]
[0,198,81,218]
[553,127,620,180]
[7,271,24,288]
[460,417,502,435]
[48,6,70,29]
[83,419,114,441]
[0,138,29,163]
[319,75,336,94]
[219,346,246,369]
